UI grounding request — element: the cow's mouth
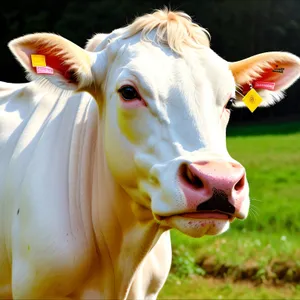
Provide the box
[154,189,239,237]
[156,189,236,223]
[178,211,235,221]
[156,211,235,222]
[156,211,232,238]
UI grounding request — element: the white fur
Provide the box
[1,9,300,299]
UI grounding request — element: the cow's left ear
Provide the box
[229,52,300,107]
[8,33,99,93]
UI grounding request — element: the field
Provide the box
[159,121,300,299]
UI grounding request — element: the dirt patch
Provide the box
[196,256,300,285]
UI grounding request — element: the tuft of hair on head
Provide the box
[122,7,211,55]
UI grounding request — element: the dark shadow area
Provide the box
[1,0,300,126]
[227,118,300,137]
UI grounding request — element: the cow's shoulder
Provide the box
[0,80,99,299]
[0,81,28,94]
[0,81,40,102]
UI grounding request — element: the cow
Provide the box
[0,8,299,300]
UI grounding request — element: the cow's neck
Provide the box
[90,115,164,299]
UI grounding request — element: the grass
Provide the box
[170,231,300,283]
[159,121,300,299]
[159,276,300,299]
[228,123,300,233]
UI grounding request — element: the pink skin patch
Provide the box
[119,97,147,108]
[178,161,246,211]
[36,66,54,75]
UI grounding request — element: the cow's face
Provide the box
[101,38,249,237]
[9,11,300,238]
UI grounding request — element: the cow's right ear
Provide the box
[8,33,100,93]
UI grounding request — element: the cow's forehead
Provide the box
[113,39,236,102]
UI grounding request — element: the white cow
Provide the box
[0,9,299,299]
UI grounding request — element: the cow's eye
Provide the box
[118,86,141,101]
[225,97,236,110]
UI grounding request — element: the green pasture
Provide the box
[159,121,300,299]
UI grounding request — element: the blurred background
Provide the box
[2,0,300,298]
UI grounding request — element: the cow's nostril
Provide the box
[234,174,245,191]
[180,164,204,189]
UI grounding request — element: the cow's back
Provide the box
[0,81,98,298]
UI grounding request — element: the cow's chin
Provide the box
[161,216,230,238]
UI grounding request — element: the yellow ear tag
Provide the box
[31,54,46,67]
[242,88,263,113]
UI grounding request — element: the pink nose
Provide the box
[178,161,246,213]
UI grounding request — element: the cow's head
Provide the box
[9,9,300,237]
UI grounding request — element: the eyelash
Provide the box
[225,97,236,111]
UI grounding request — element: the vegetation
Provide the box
[160,121,300,299]
[160,276,300,299]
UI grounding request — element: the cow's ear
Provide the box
[229,52,300,107]
[8,33,98,92]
